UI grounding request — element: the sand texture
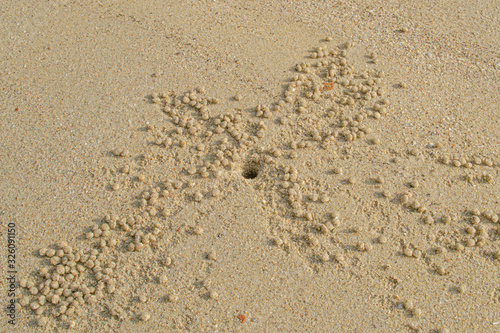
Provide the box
[1,1,500,332]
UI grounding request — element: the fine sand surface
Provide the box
[1,1,500,332]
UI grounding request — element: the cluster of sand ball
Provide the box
[274,47,389,149]
[147,87,263,180]
[18,241,112,328]
[438,154,496,183]
[18,40,499,330]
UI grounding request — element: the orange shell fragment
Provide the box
[320,82,335,91]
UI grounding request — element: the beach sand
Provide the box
[1,1,499,332]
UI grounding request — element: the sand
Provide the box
[1,0,499,332]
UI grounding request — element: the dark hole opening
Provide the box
[242,162,259,179]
